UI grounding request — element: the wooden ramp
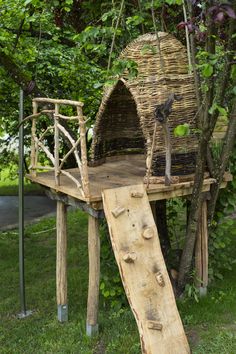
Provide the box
[102,184,190,354]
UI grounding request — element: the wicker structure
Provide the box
[90,32,198,177]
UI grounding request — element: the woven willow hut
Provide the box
[90,32,198,178]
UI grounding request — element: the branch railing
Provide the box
[29,97,90,198]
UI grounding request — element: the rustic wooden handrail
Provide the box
[33,97,84,107]
[29,97,90,198]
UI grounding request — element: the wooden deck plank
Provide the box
[26,156,230,204]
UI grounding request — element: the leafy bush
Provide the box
[209,218,236,281]
[99,221,127,311]
[209,145,236,280]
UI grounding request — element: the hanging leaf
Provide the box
[209,102,217,115]
[217,106,228,118]
[165,0,182,5]
[231,65,236,80]
[202,64,213,78]
[126,15,144,26]
[174,123,190,137]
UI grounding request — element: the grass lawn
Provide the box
[0,167,43,196]
[1,209,236,353]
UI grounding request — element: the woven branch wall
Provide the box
[90,32,198,176]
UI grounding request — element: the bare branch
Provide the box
[107,0,125,73]
[208,101,236,221]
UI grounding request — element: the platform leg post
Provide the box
[56,201,68,322]
[150,201,157,224]
[195,199,208,296]
[150,200,171,259]
[86,215,100,336]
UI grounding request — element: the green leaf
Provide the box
[126,15,144,26]
[232,87,236,95]
[209,103,217,115]
[231,65,236,80]
[104,290,110,298]
[209,104,227,117]
[93,82,103,89]
[110,289,116,297]
[217,106,227,117]
[174,123,190,137]
[165,0,182,5]
[202,64,213,78]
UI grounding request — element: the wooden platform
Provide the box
[26,156,229,207]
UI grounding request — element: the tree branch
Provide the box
[208,101,236,222]
[13,18,26,49]
[0,45,42,96]
[107,0,125,73]
[177,2,217,293]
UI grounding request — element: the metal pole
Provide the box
[18,89,32,319]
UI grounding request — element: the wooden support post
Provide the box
[77,106,90,198]
[195,199,208,296]
[150,200,171,260]
[56,201,68,322]
[86,215,100,336]
[150,201,157,224]
[54,103,60,186]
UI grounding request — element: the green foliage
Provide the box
[197,50,225,83]
[208,218,236,281]
[166,198,186,270]
[231,64,236,80]
[109,58,138,79]
[174,123,190,137]
[184,282,200,303]
[0,0,187,169]
[209,145,236,281]
[99,221,127,311]
[202,63,214,78]
[165,0,183,5]
[209,103,228,118]
[126,15,144,27]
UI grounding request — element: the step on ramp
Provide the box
[102,184,190,354]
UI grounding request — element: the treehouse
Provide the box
[90,33,198,180]
[26,33,231,354]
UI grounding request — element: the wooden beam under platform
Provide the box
[44,188,104,218]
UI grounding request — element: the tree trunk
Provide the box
[0,46,42,96]
[177,134,208,293]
